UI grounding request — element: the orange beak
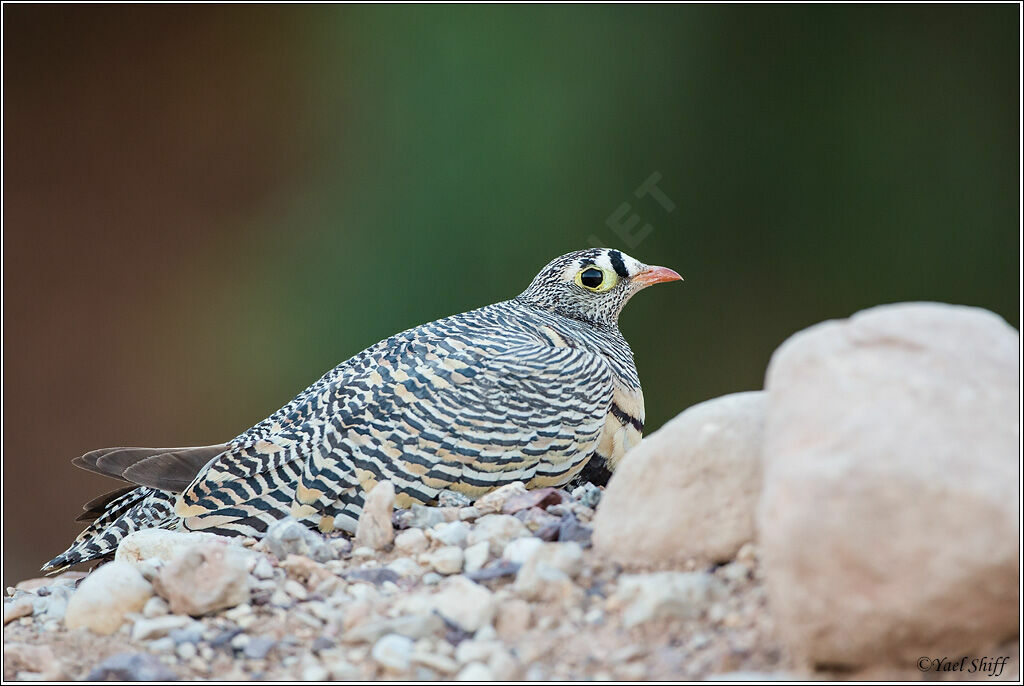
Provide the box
[633,265,683,287]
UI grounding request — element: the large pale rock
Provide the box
[153,541,250,616]
[759,302,1019,668]
[593,392,765,566]
[355,481,395,550]
[64,561,153,635]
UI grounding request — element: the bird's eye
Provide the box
[574,265,618,293]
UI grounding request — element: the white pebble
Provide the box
[372,633,414,672]
[428,547,464,575]
[394,529,428,555]
[456,662,494,681]
[463,541,490,574]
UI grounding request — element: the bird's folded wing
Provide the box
[176,340,615,524]
[291,341,616,509]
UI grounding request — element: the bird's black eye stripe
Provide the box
[609,250,629,278]
[580,268,604,288]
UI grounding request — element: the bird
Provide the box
[43,248,681,572]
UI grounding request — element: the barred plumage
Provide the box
[44,248,681,572]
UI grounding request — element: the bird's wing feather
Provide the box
[177,338,614,529]
[292,340,615,511]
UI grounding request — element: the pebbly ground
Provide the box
[4,483,792,682]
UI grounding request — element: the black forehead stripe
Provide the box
[609,250,629,278]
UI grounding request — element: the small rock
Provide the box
[406,505,447,530]
[502,537,544,565]
[466,514,529,555]
[301,663,329,681]
[412,651,460,674]
[13,578,51,593]
[4,598,33,625]
[557,513,593,546]
[372,633,414,672]
[488,647,520,680]
[3,643,63,680]
[430,576,496,633]
[131,615,201,641]
[427,546,464,575]
[64,561,152,635]
[280,554,332,588]
[437,490,473,508]
[168,627,203,644]
[431,521,471,547]
[355,481,396,550]
[351,546,376,559]
[513,542,584,601]
[146,637,175,653]
[387,557,424,578]
[251,556,276,580]
[474,482,528,514]
[571,483,602,508]
[283,579,308,600]
[494,599,532,639]
[516,506,561,533]
[243,637,276,660]
[458,507,481,521]
[141,596,169,618]
[175,642,197,661]
[344,567,400,585]
[465,560,520,582]
[345,614,444,643]
[501,487,563,514]
[456,662,494,680]
[613,571,723,628]
[422,573,442,586]
[311,636,334,653]
[263,517,334,563]
[394,528,429,555]
[463,541,490,574]
[84,652,177,681]
[153,541,250,616]
[116,528,232,564]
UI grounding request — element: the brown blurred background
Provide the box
[3,5,1018,585]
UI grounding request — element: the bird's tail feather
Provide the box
[43,443,227,573]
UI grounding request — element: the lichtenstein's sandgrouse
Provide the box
[44,248,681,572]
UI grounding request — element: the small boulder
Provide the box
[593,391,765,567]
[64,561,152,635]
[153,541,250,616]
[355,481,395,550]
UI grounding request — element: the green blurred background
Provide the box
[3,5,1018,585]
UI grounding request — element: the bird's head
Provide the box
[516,248,682,327]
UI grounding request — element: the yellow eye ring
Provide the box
[574,265,619,293]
